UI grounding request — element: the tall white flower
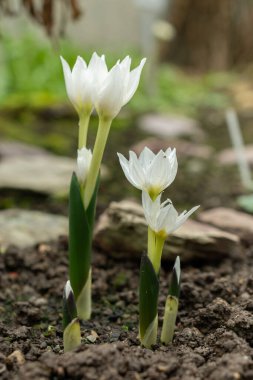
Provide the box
[118,147,178,198]
[76,147,92,185]
[60,53,107,115]
[93,56,146,119]
[142,191,199,238]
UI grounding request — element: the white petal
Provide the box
[123,58,146,105]
[173,205,200,232]
[142,192,164,231]
[161,203,178,234]
[95,64,124,118]
[60,56,74,103]
[117,153,139,188]
[142,191,155,228]
[139,147,155,166]
[71,57,86,102]
[88,52,108,85]
[128,161,145,189]
[119,56,131,72]
[147,150,168,189]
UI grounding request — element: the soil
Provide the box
[0,237,253,380]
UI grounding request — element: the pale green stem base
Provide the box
[76,269,92,320]
[63,318,81,352]
[78,114,90,149]
[84,117,112,208]
[161,296,178,344]
[148,227,165,274]
[140,315,158,349]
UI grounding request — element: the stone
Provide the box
[0,141,108,196]
[198,207,253,242]
[6,350,25,366]
[138,113,204,140]
[0,209,67,251]
[217,145,253,166]
[132,137,213,160]
[0,155,75,196]
[0,141,48,159]
[94,200,241,262]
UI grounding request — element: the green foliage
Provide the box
[69,172,91,298]
[68,172,99,298]
[237,194,253,214]
[0,33,103,107]
[0,33,233,115]
[139,255,159,340]
[131,65,233,116]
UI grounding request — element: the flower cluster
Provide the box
[118,146,199,347]
[119,146,198,242]
[61,53,146,208]
[61,53,146,120]
[61,53,145,352]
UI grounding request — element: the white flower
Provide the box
[142,191,199,238]
[60,53,107,115]
[76,147,92,185]
[118,147,178,197]
[93,56,146,119]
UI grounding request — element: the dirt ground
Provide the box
[0,235,253,380]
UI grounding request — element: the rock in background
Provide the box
[94,200,241,262]
[0,209,68,251]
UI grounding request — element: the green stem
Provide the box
[148,228,165,274]
[84,117,112,209]
[76,269,92,320]
[148,226,156,263]
[78,113,90,149]
[154,235,165,274]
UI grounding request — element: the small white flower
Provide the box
[94,56,146,119]
[118,147,178,197]
[76,147,92,185]
[142,191,199,238]
[60,53,107,115]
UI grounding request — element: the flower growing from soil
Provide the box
[117,147,178,199]
[63,281,81,352]
[118,146,199,348]
[61,53,145,326]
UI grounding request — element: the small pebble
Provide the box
[6,350,25,366]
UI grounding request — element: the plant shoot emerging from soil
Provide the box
[62,281,81,352]
[161,256,181,344]
[60,53,145,346]
[118,147,199,348]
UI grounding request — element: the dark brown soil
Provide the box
[0,237,253,380]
